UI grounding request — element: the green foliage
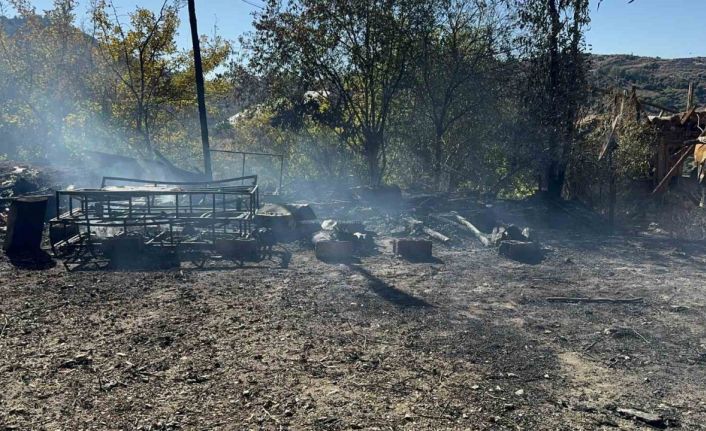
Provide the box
[214,102,359,185]
[513,0,591,198]
[0,0,94,161]
[568,93,659,212]
[249,0,428,186]
[613,119,658,179]
[0,0,644,208]
[408,0,511,190]
[0,0,231,172]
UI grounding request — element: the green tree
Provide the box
[250,0,426,186]
[515,0,590,199]
[92,0,180,155]
[411,0,508,190]
[92,0,231,167]
[0,0,94,160]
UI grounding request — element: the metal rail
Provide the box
[49,179,260,269]
[210,149,284,193]
[101,174,258,188]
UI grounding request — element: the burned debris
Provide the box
[48,175,259,269]
[0,159,558,270]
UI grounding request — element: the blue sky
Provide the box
[587,0,706,58]
[25,0,706,59]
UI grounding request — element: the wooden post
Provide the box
[188,0,212,180]
[607,152,616,230]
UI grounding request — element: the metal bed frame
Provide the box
[49,175,260,269]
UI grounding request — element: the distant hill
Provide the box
[591,54,706,112]
[0,16,50,36]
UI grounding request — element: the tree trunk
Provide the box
[367,152,381,187]
[545,161,565,200]
[364,131,384,187]
[447,171,460,193]
[135,104,152,154]
[432,127,444,191]
[543,0,564,200]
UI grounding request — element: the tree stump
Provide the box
[393,239,433,260]
[313,231,354,262]
[498,240,542,264]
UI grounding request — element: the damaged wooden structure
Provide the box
[647,83,706,195]
[601,83,706,196]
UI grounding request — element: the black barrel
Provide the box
[3,196,49,253]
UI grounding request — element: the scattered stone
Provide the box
[59,353,93,369]
[616,407,667,428]
[514,389,524,396]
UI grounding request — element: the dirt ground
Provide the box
[2,198,706,430]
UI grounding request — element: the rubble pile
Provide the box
[0,163,50,199]
[288,187,548,264]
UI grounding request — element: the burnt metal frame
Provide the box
[210,149,284,194]
[100,174,258,189]
[49,175,260,268]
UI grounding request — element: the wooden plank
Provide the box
[405,217,450,243]
[452,212,491,247]
[651,143,695,194]
[680,106,696,125]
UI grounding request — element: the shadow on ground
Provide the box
[348,264,431,308]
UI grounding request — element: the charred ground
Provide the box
[2,194,706,430]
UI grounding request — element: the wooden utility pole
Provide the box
[187,0,212,180]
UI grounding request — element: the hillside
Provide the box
[0,16,23,35]
[591,54,706,112]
